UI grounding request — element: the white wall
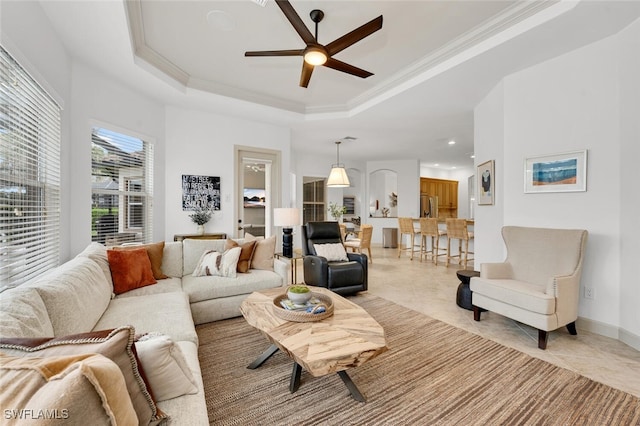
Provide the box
[165,106,291,241]
[367,160,420,244]
[70,63,166,255]
[474,22,639,347]
[473,81,506,266]
[618,19,640,344]
[1,0,72,261]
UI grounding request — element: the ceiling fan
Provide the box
[244,0,383,88]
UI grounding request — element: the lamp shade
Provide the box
[327,166,350,187]
[273,208,301,227]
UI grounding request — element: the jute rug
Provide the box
[196,294,640,425]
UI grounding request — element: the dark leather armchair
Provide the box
[301,221,368,296]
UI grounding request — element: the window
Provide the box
[0,46,61,288]
[302,178,325,224]
[91,128,153,246]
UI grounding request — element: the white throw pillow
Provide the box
[313,243,349,262]
[134,333,198,402]
[192,247,242,278]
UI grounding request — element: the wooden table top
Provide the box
[240,286,388,377]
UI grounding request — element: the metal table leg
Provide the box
[247,344,279,369]
[338,370,366,402]
[290,362,303,393]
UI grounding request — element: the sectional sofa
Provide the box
[0,237,289,425]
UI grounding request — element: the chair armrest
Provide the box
[548,272,581,325]
[480,262,513,279]
[303,255,329,287]
[347,252,367,267]
[347,253,368,290]
[273,258,289,286]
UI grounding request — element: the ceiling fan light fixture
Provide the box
[304,46,327,66]
[327,141,350,187]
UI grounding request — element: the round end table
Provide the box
[456,270,480,310]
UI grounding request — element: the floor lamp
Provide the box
[273,208,301,258]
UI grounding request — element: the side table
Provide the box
[456,270,480,311]
[274,252,304,285]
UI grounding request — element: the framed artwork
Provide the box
[524,150,587,193]
[182,175,221,210]
[477,160,495,205]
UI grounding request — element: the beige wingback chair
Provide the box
[470,226,588,350]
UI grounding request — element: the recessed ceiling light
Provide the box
[207,10,235,32]
[470,154,475,159]
[448,140,456,145]
[434,163,439,167]
[452,166,457,169]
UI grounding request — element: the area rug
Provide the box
[196,294,640,425]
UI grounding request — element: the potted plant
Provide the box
[328,202,347,221]
[287,285,312,304]
[189,207,212,234]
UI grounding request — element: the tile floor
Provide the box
[359,244,640,398]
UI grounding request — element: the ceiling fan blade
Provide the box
[245,49,304,57]
[299,61,314,88]
[324,57,373,79]
[275,0,315,45]
[326,15,383,56]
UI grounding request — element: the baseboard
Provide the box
[577,316,640,351]
[620,328,640,352]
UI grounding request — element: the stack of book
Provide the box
[280,297,324,312]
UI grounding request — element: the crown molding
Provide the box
[125,0,572,118]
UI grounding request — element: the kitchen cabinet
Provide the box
[420,178,458,218]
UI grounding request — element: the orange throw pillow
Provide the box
[112,242,168,280]
[107,248,157,295]
[224,240,257,273]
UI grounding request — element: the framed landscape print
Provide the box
[524,150,587,193]
[477,160,495,205]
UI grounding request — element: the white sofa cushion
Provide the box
[192,247,241,278]
[182,239,228,276]
[24,257,112,336]
[75,242,114,289]
[0,287,54,338]
[93,292,198,345]
[470,278,555,315]
[135,334,198,402]
[115,277,183,299]
[162,241,183,278]
[182,269,283,303]
[155,341,208,425]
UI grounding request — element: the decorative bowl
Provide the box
[287,285,312,305]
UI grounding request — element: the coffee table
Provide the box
[240,286,387,402]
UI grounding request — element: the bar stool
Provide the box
[419,218,447,264]
[398,217,419,260]
[445,218,474,269]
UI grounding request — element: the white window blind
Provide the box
[0,45,61,288]
[91,127,153,246]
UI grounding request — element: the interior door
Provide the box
[235,147,281,238]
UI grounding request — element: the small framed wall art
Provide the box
[524,150,587,193]
[477,160,495,205]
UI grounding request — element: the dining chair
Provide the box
[398,217,419,260]
[344,224,373,263]
[338,223,347,243]
[445,218,474,269]
[419,218,447,264]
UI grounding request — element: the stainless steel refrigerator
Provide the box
[420,194,438,218]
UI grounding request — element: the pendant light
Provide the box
[326,141,350,187]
